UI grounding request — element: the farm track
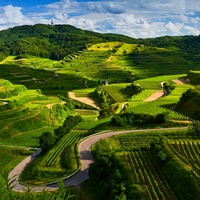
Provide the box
[8,127,187,193]
[143,90,164,102]
[172,78,190,85]
[45,101,66,109]
[68,92,100,110]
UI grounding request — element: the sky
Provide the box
[0,0,200,38]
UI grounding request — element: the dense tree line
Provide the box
[187,121,200,137]
[111,112,166,127]
[93,87,113,118]
[187,71,200,85]
[162,81,175,95]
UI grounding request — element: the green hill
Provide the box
[1,24,200,199]
[174,71,200,120]
[1,24,200,61]
[0,24,136,60]
[0,79,71,143]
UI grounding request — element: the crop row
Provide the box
[167,140,200,173]
[119,137,152,150]
[167,110,189,120]
[127,100,189,120]
[43,131,83,167]
[102,86,126,102]
[123,150,176,200]
[117,134,197,153]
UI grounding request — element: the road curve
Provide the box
[8,127,187,192]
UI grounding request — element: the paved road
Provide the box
[8,127,187,192]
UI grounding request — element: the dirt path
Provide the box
[143,78,190,102]
[172,78,190,84]
[144,90,164,102]
[68,92,100,110]
[46,101,66,109]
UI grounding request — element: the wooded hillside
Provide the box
[0,24,200,60]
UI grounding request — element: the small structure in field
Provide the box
[104,79,108,85]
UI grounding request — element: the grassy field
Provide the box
[0,145,35,185]
[1,127,55,147]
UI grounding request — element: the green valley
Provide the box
[0,24,200,200]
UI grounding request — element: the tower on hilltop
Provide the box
[51,10,54,26]
[51,19,54,26]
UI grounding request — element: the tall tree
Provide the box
[39,131,55,153]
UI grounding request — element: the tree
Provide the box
[54,115,82,140]
[155,113,166,123]
[39,131,55,153]
[187,121,200,137]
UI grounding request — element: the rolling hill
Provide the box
[0,24,200,200]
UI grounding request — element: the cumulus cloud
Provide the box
[0,5,25,24]
[0,0,200,38]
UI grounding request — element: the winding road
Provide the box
[8,127,187,192]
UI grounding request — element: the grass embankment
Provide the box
[0,145,35,187]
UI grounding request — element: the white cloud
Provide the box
[0,5,25,24]
[54,11,68,20]
[183,25,200,35]
[0,0,200,38]
[165,22,183,35]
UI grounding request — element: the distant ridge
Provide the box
[0,24,200,61]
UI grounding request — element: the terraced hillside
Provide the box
[1,41,200,95]
[0,79,70,147]
[0,36,200,200]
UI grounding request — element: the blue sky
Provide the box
[0,0,200,38]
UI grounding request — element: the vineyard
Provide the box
[167,110,189,120]
[42,131,85,168]
[127,100,189,120]
[120,150,177,200]
[129,90,157,101]
[1,39,200,199]
[101,85,127,102]
[167,139,200,179]
[108,131,200,200]
[75,109,99,116]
